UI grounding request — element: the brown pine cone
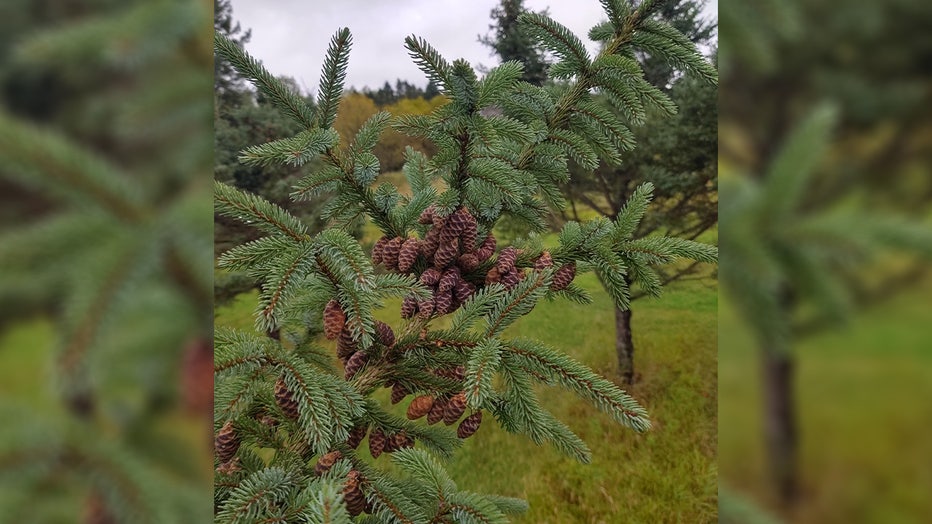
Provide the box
[215,420,240,464]
[343,470,367,516]
[477,234,496,261]
[433,237,459,268]
[501,268,522,289]
[485,266,501,285]
[346,425,368,449]
[434,289,454,315]
[383,432,398,453]
[323,299,345,340]
[419,267,442,286]
[443,391,467,425]
[375,320,395,348]
[406,395,434,420]
[390,382,408,404]
[431,212,447,231]
[393,431,414,450]
[401,296,418,319]
[454,279,476,303]
[534,250,553,270]
[371,237,388,265]
[369,427,386,458]
[452,365,465,382]
[417,298,435,320]
[274,377,299,420]
[418,205,435,224]
[460,212,478,252]
[314,450,343,476]
[397,238,420,272]
[420,226,441,258]
[344,351,368,380]
[438,267,461,293]
[551,262,577,291]
[336,327,357,360]
[457,411,483,439]
[382,236,403,269]
[442,207,470,242]
[426,397,447,425]
[496,247,518,274]
[457,252,479,272]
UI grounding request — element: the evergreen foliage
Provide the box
[215,1,715,520]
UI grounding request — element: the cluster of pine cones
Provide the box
[323,299,396,379]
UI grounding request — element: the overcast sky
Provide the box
[228,0,717,95]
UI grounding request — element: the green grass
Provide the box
[215,268,718,522]
[719,275,932,523]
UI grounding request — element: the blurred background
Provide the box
[0,0,214,521]
[718,0,932,522]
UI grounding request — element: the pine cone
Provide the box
[460,213,478,252]
[438,267,461,293]
[383,432,398,453]
[344,351,368,380]
[397,238,420,272]
[457,252,479,272]
[452,365,465,382]
[274,377,299,420]
[443,207,470,241]
[372,237,388,265]
[215,420,240,464]
[431,212,447,231]
[346,425,368,449]
[496,247,518,274]
[433,237,459,268]
[443,391,467,425]
[426,397,447,425]
[336,327,357,360]
[406,395,434,420]
[390,382,408,404]
[477,234,496,261]
[421,226,441,258]
[434,289,454,315]
[393,431,414,450]
[323,299,346,340]
[420,267,442,286]
[369,427,386,458]
[314,450,343,476]
[457,411,483,439]
[454,279,475,303]
[485,266,501,285]
[375,320,395,348]
[343,470,367,517]
[551,262,576,291]
[501,268,522,289]
[534,251,553,270]
[401,296,418,319]
[417,298,435,320]
[418,205,435,224]
[382,236,403,269]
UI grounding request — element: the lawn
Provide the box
[719,274,932,523]
[215,259,718,522]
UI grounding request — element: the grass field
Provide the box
[719,274,932,523]
[216,261,718,522]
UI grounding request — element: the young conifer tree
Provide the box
[214,1,717,521]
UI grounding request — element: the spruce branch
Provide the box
[316,28,353,129]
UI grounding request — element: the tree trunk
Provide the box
[615,306,635,384]
[761,348,798,506]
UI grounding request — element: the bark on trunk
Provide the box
[615,306,635,384]
[762,349,798,505]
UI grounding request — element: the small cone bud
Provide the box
[323,299,346,340]
[390,382,408,404]
[534,251,553,270]
[443,391,467,425]
[314,450,343,476]
[375,320,395,348]
[438,267,461,292]
[420,267,442,286]
[343,470,367,517]
[346,425,367,449]
[457,411,483,439]
[369,428,386,458]
[397,238,419,272]
[426,397,447,425]
[372,237,388,265]
[382,236,403,269]
[344,351,368,380]
[406,395,434,420]
[215,420,240,464]
[274,377,299,420]
[551,263,577,291]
